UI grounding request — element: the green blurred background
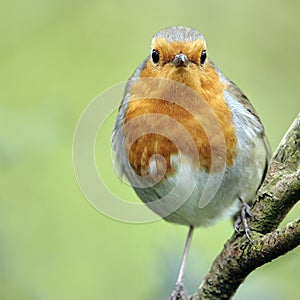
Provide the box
[1,0,299,299]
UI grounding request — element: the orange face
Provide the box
[150,38,206,67]
[123,37,237,178]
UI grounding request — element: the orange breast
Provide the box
[123,54,237,178]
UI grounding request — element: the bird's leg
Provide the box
[234,198,254,243]
[168,226,194,300]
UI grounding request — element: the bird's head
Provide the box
[137,27,223,98]
[151,27,207,67]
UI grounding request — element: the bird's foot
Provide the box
[168,282,188,300]
[234,199,254,243]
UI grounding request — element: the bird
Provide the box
[111,26,271,300]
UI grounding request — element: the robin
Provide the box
[111,26,270,300]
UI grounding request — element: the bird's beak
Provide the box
[172,53,189,67]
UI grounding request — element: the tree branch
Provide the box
[251,217,300,260]
[189,113,300,300]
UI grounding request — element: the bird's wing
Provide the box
[227,80,272,165]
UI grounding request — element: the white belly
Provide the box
[132,135,266,227]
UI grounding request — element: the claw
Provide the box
[168,282,188,300]
[234,216,242,234]
[245,228,253,244]
[235,198,254,243]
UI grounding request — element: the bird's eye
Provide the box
[200,50,207,64]
[151,49,160,64]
